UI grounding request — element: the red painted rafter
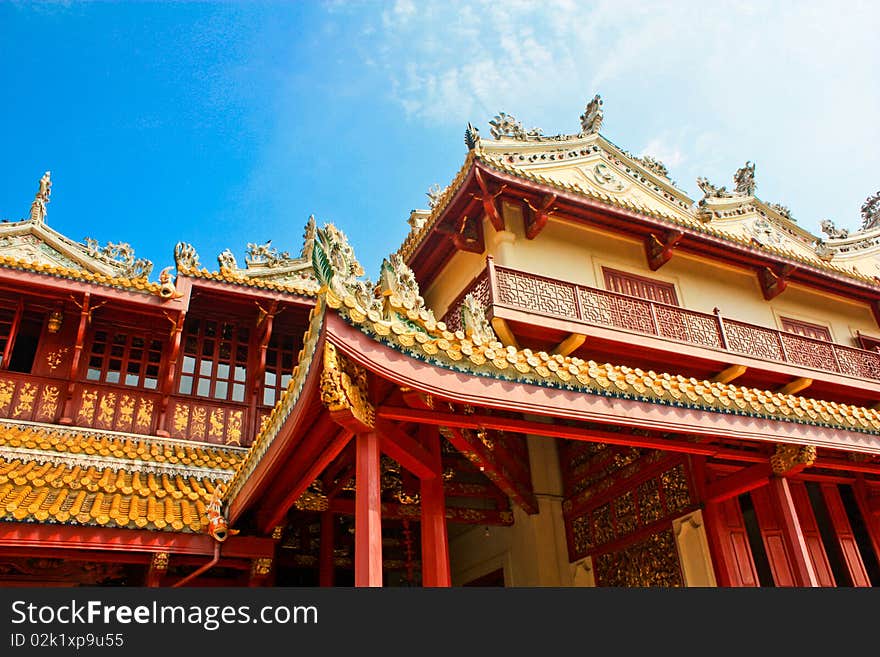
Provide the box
[376,420,438,480]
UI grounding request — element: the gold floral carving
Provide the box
[118,395,134,429]
[661,464,691,514]
[135,399,153,431]
[637,478,662,524]
[190,407,206,440]
[271,526,284,540]
[226,410,242,446]
[572,514,593,555]
[97,393,116,427]
[593,503,613,546]
[13,383,36,418]
[251,557,273,577]
[0,379,14,414]
[45,347,69,373]
[294,481,329,512]
[151,552,169,572]
[615,490,637,536]
[37,386,59,420]
[172,404,189,435]
[770,442,817,475]
[594,529,683,587]
[77,389,98,424]
[320,342,375,428]
[208,408,225,440]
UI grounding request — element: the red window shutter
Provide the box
[780,317,832,341]
[602,267,678,306]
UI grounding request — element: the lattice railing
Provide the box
[440,261,880,382]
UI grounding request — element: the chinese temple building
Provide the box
[3,97,880,587]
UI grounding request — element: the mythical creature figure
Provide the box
[217,248,237,271]
[696,177,731,199]
[579,94,603,135]
[733,161,756,196]
[819,218,849,240]
[29,171,52,222]
[85,239,152,279]
[174,242,201,270]
[861,191,880,231]
[426,184,449,209]
[814,239,835,261]
[464,122,480,150]
[768,202,793,221]
[300,215,317,260]
[636,155,669,179]
[246,240,290,268]
[460,293,497,344]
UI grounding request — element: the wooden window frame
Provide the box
[178,315,250,403]
[779,316,832,342]
[84,325,164,390]
[602,267,679,306]
[0,298,22,370]
[260,331,299,408]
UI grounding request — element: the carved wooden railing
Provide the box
[442,261,880,382]
[0,372,253,446]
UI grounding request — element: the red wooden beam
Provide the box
[768,476,819,586]
[418,425,450,587]
[474,167,504,231]
[523,194,557,240]
[355,432,383,587]
[319,510,335,587]
[377,420,438,480]
[0,522,274,559]
[327,498,514,526]
[444,426,538,514]
[703,463,771,504]
[257,427,353,534]
[377,405,766,462]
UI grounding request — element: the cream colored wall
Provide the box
[488,212,879,346]
[449,434,574,587]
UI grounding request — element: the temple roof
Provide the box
[0,421,243,533]
[172,215,320,297]
[223,223,880,511]
[400,98,880,289]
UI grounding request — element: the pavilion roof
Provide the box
[0,421,243,533]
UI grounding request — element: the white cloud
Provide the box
[343,0,879,232]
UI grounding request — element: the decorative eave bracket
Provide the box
[523,193,558,240]
[644,230,683,271]
[320,342,376,433]
[758,263,795,301]
[474,168,505,232]
[770,442,816,477]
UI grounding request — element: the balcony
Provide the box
[441,260,880,398]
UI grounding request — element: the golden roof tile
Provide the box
[0,254,168,296]
[178,266,320,297]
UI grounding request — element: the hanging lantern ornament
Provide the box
[47,306,64,334]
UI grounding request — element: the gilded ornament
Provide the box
[12,383,36,418]
[151,552,169,572]
[0,380,14,414]
[172,404,190,435]
[190,407,207,440]
[96,393,116,427]
[208,408,225,439]
[37,386,59,420]
[45,347,68,372]
[226,409,242,446]
[594,529,682,587]
[320,342,375,428]
[77,390,98,424]
[770,442,817,475]
[118,395,134,429]
[135,399,153,432]
[251,557,273,577]
[293,480,329,512]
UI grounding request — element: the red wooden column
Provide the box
[355,432,382,587]
[319,510,335,587]
[420,425,451,587]
[768,476,819,587]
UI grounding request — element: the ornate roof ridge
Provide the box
[177,265,320,297]
[0,252,171,296]
[476,153,880,289]
[313,222,880,437]
[0,420,245,470]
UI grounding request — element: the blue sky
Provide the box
[1,1,878,280]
